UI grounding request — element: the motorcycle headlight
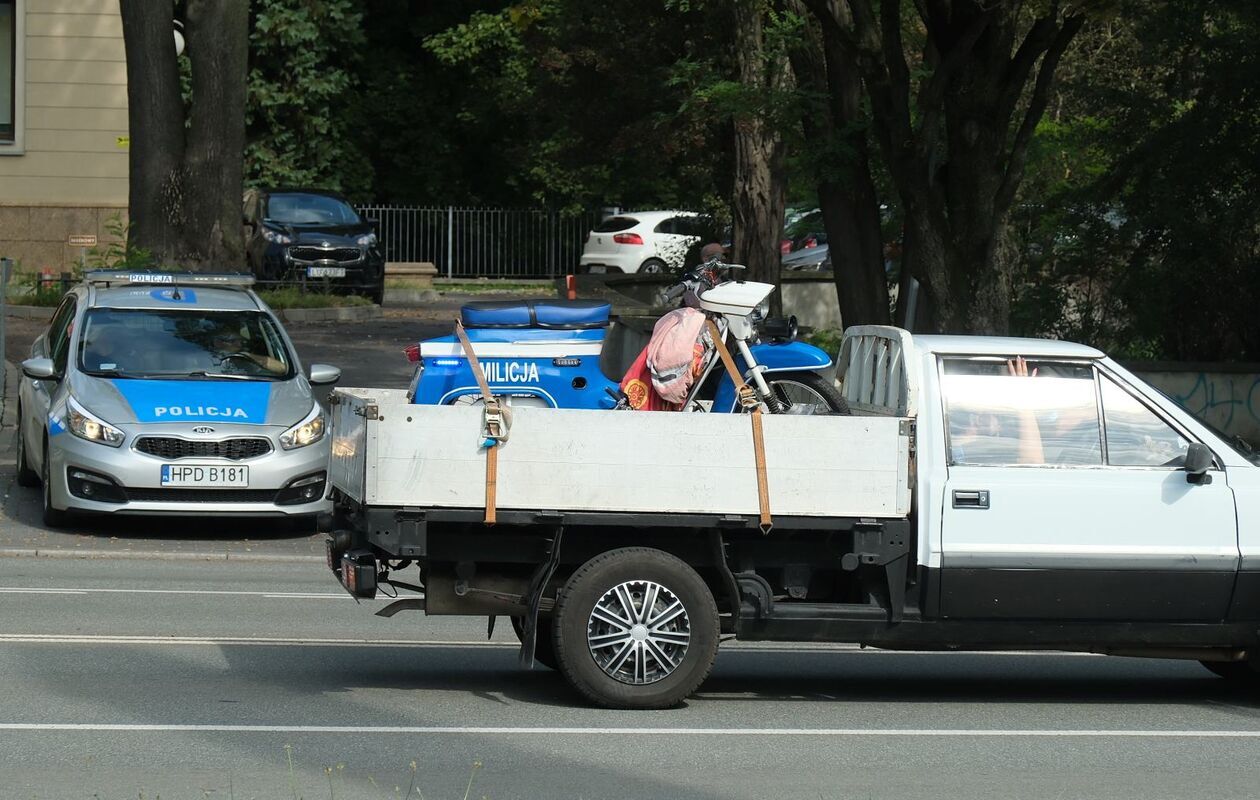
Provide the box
[66,397,125,447]
[262,228,292,244]
[356,232,377,247]
[280,404,326,450]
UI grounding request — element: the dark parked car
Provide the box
[242,188,385,304]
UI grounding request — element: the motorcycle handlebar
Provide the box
[664,283,687,302]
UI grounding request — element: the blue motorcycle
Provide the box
[407,263,848,415]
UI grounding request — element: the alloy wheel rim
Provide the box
[587,579,690,685]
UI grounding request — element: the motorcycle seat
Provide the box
[460,299,611,330]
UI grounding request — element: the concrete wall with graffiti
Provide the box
[1132,366,1260,444]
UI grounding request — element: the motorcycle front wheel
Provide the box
[766,371,850,415]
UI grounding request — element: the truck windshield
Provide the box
[78,308,293,381]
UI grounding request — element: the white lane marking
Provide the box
[0,634,1103,657]
[0,587,354,599]
[0,723,1258,738]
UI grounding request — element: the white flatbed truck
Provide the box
[322,326,1260,708]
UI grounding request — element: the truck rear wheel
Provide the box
[511,615,558,671]
[553,547,719,709]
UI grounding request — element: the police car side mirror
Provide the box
[309,364,341,385]
[21,357,58,381]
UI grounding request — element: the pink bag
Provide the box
[646,308,712,405]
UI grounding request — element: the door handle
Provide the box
[952,490,990,509]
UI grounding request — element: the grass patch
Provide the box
[256,288,373,309]
[3,285,68,307]
[432,280,551,294]
[804,328,843,357]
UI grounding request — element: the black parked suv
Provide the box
[243,188,386,304]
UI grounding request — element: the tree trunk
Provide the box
[119,0,184,261]
[786,11,889,329]
[731,0,788,311]
[119,0,248,271]
[806,0,1085,334]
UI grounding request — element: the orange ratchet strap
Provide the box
[455,319,508,525]
[705,320,773,533]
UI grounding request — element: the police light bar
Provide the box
[84,271,256,287]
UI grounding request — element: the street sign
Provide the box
[68,234,97,247]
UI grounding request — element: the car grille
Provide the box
[124,488,279,504]
[135,437,272,461]
[289,246,362,263]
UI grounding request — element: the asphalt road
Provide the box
[1,557,1259,800]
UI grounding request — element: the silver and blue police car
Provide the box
[14,271,339,527]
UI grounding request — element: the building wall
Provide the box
[0,0,128,275]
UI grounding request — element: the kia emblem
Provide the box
[192,426,215,435]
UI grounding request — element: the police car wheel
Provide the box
[40,439,71,529]
[14,406,39,488]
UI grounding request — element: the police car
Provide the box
[14,271,339,526]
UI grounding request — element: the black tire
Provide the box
[1200,660,1260,682]
[370,283,385,306]
[14,406,39,488]
[767,371,850,415]
[511,615,558,671]
[638,258,667,275]
[553,547,719,709]
[40,439,70,529]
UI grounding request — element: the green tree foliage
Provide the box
[1013,0,1260,360]
[349,0,730,211]
[245,0,371,198]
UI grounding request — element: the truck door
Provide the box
[938,356,1238,621]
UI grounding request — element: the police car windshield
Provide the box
[78,308,293,381]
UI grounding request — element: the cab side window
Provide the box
[942,358,1103,467]
[1100,375,1189,467]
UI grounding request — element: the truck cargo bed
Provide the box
[329,387,912,519]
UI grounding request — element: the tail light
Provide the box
[404,343,420,363]
[613,233,644,245]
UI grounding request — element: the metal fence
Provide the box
[357,205,604,279]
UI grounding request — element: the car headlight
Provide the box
[356,232,377,247]
[280,404,326,450]
[262,228,292,244]
[66,397,125,447]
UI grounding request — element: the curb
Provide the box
[278,305,382,324]
[0,547,325,563]
[1,359,17,429]
[3,305,54,321]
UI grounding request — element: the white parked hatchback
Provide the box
[578,210,710,274]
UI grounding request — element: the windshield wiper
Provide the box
[83,368,148,379]
[145,370,262,381]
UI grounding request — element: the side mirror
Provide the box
[1184,442,1214,484]
[21,357,58,381]
[309,364,341,386]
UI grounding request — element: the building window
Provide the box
[0,0,14,142]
